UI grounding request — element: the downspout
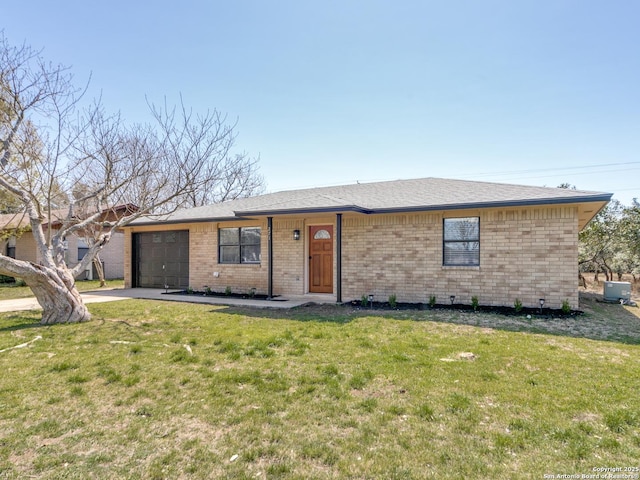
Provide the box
[267,216,273,299]
[131,231,137,288]
[336,213,342,303]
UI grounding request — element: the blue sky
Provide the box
[3,1,640,204]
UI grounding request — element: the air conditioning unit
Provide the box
[603,281,631,303]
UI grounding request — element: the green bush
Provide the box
[561,299,571,314]
[514,298,523,313]
[471,296,479,311]
[428,295,436,308]
[361,294,368,307]
[388,294,397,308]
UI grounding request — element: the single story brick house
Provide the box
[0,205,134,280]
[123,177,611,309]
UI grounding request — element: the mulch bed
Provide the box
[166,290,580,317]
[165,289,274,301]
[348,300,582,318]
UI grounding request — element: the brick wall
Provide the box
[124,221,269,294]
[341,206,579,309]
[123,204,580,309]
[272,219,306,295]
[62,232,125,279]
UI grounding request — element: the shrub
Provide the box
[471,296,479,311]
[361,294,368,308]
[514,298,523,313]
[561,299,571,314]
[428,295,436,308]
[388,294,397,308]
[225,286,232,296]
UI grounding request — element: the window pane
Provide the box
[219,246,240,263]
[219,228,239,245]
[444,218,479,241]
[241,227,261,245]
[219,227,261,264]
[241,245,261,263]
[313,229,331,240]
[78,247,90,261]
[444,242,480,265]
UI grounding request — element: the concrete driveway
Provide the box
[0,288,332,313]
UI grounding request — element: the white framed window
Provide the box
[443,217,480,266]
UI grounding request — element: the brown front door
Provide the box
[309,225,333,293]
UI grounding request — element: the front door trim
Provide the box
[308,225,334,294]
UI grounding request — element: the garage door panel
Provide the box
[134,231,189,288]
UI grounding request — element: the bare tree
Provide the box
[0,35,264,324]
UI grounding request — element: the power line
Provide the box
[455,161,640,180]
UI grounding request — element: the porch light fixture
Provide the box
[539,298,545,313]
[368,294,374,304]
[293,229,300,241]
[450,295,455,305]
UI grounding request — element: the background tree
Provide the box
[558,182,639,287]
[617,200,640,282]
[0,34,264,324]
[578,200,622,283]
[577,197,640,286]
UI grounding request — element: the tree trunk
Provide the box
[1,255,92,324]
[31,283,90,324]
[579,273,587,289]
[26,267,91,324]
[93,255,106,287]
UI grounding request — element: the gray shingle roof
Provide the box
[132,177,612,225]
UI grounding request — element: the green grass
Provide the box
[0,279,124,300]
[0,299,639,479]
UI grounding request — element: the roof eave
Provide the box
[369,194,614,215]
[233,194,614,217]
[126,215,257,227]
[233,205,372,217]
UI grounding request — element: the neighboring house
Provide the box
[0,205,134,280]
[123,178,612,309]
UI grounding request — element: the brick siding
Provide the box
[124,205,580,309]
[341,206,578,309]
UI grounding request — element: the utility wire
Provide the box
[455,161,640,180]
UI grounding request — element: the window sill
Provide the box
[218,263,262,267]
[442,265,480,270]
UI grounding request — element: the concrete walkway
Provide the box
[0,288,337,313]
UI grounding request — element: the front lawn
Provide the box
[0,300,639,479]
